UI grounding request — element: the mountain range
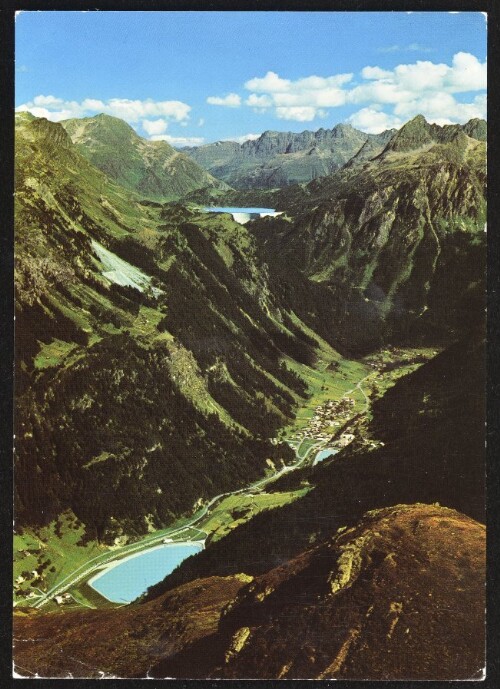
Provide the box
[13,109,487,679]
[182,124,396,189]
[15,111,323,537]
[249,114,486,353]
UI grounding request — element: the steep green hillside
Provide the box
[62,114,229,201]
[15,114,320,540]
[250,116,486,353]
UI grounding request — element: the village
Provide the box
[290,396,357,448]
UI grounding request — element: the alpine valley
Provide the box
[13,111,486,680]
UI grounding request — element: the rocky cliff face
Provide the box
[14,504,486,680]
[62,114,229,201]
[251,116,486,353]
[183,124,393,189]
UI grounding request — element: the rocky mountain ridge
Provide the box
[249,115,486,353]
[183,124,395,189]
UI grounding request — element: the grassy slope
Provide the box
[62,114,229,201]
[15,114,337,582]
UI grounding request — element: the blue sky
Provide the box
[15,11,487,146]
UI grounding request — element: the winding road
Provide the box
[31,372,372,610]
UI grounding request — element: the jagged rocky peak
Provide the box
[382,115,487,155]
[463,117,487,141]
[383,114,434,153]
[24,116,74,148]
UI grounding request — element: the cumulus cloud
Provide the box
[222,133,261,144]
[150,134,205,147]
[348,52,486,128]
[142,119,168,136]
[239,52,485,124]
[276,106,327,122]
[206,93,241,107]
[243,70,352,121]
[347,107,403,134]
[16,96,191,124]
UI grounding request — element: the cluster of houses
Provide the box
[14,572,45,601]
[53,592,72,606]
[291,397,356,443]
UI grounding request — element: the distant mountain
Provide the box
[61,114,230,201]
[383,114,487,154]
[183,124,395,189]
[250,116,487,353]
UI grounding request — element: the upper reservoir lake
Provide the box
[89,542,202,603]
[203,207,282,224]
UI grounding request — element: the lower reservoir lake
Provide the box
[88,542,203,603]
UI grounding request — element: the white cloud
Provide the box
[245,71,291,93]
[239,52,485,126]
[243,70,352,121]
[378,45,401,54]
[142,119,168,136]
[446,51,487,92]
[377,43,434,54]
[245,93,273,108]
[197,118,205,126]
[16,96,191,124]
[394,92,486,124]
[347,108,403,134]
[102,98,190,122]
[361,66,393,80]
[223,133,261,144]
[408,43,434,53]
[276,106,327,122]
[206,93,241,107]
[347,52,486,126]
[33,95,64,107]
[150,134,205,147]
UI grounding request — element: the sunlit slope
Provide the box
[15,114,321,539]
[62,113,230,201]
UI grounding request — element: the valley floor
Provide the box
[14,344,437,612]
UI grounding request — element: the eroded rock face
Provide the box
[252,123,486,353]
[155,504,485,680]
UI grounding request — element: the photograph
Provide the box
[12,9,487,679]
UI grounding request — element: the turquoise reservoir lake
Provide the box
[88,543,203,603]
[313,448,340,465]
[203,207,281,224]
